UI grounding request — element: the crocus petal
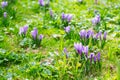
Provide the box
[3,12,7,18]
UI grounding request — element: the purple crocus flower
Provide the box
[90,53,95,62]
[94,56,97,62]
[38,0,44,6]
[95,31,102,39]
[50,9,53,17]
[67,14,72,22]
[39,34,44,40]
[61,13,72,22]
[31,28,38,39]
[23,25,28,34]
[103,31,107,40]
[19,25,28,35]
[3,12,7,18]
[92,15,100,25]
[79,30,87,38]
[98,31,102,40]
[96,15,100,23]
[1,1,8,8]
[86,30,94,38]
[64,26,70,33]
[61,13,66,20]
[19,27,24,35]
[83,46,88,57]
[74,43,83,55]
[97,52,100,61]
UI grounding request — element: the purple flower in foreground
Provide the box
[3,12,7,18]
[97,52,100,61]
[64,26,70,33]
[103,31,107,40]
[1,1,8,8]
[39,34,44,40]
[19,25,28,35]
[79,29,87,38]
[38,0,44,6]
[74,43,83,55]
[31,28,38,39]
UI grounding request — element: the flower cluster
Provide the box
[31,28,44,47]
[1,1,8,8]
[19,25,29,36]
[61,13,73,22]
[92,15,100,25]
[79,29,107,48]
[74,43,100,62]
[19,26,43,47]
[74,43,101,72]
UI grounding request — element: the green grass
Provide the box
[0,0,120,79]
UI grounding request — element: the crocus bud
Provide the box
[61,13,65,20]
[1,1,8,8]
[103,31,107,40]
[97,52,100,61]
[67,14,72,22]
[64,26,70,33]
[31,28,38,39]
[39,34,44,40]
[50,9,53,17]
[94,56,97,62]
[3,12,7,18]
[19,25,28,35]
[90,53,95,62]
[83,46,88,57]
